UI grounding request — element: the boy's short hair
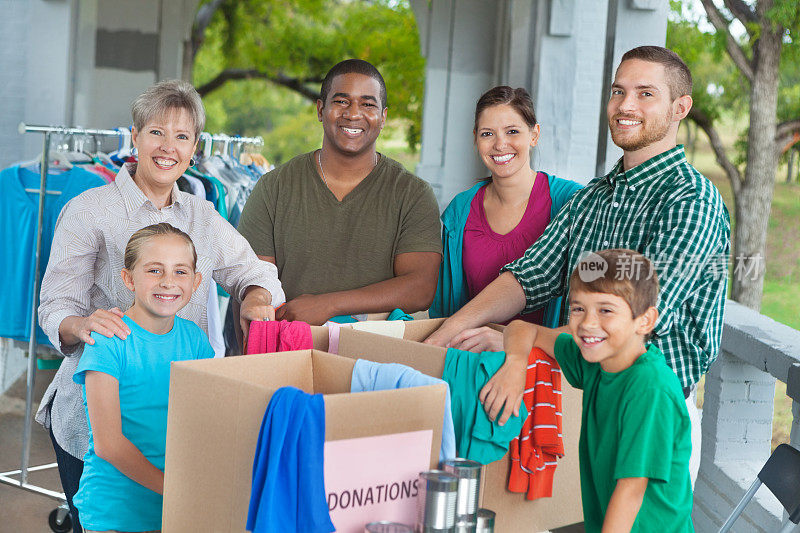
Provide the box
[569,249,659,317]
[124,222,197,270]
[620,46,692,101]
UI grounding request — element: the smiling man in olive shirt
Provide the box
[237,59,442,325]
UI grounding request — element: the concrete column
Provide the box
[411,0,501,206]
[595,0,669,176]
[533,0,609,183]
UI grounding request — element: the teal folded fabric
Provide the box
[387,308,414,321]
[442,348,527,465]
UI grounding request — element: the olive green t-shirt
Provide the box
[237,151,442,301]
[554,334,693,533]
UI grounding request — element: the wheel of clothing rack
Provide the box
[47,504,72,533]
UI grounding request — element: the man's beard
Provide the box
[609,109,672,152]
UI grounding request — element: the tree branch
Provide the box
[196,68,321,101]
[688,107,743,196]
[722,0,757,28]
[776,118,800,154]
[191,0,227,62]
[699,0,754,81]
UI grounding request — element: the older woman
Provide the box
[36,80,283,532]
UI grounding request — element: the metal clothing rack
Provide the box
[0,122,264,530]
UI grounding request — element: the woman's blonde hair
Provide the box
[124,223,197,270]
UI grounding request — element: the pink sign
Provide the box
[324,429,433,532]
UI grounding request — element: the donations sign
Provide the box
[324,429,433,532]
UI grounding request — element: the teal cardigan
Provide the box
[430,173,582,327]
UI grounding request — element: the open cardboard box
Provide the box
[162,350,446,532]
[328,320,584,532]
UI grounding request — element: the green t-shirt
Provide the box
[554,333,693,533]
[237,152,442,301]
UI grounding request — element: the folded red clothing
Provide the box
[508,347,565,500]
[247,320,313,354]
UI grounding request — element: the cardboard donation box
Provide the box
[331,319,585,533]
[162,350,446,532]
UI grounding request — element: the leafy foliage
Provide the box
[192,0,425,161]
[668,0,800,167]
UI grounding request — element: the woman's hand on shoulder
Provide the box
[59,308,129,348]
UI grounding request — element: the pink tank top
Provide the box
[463,173,552,324]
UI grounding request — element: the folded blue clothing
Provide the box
[247,387,334,533]
[351,359,456,461]
[443,348,528,465]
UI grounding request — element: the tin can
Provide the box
[475,508,496,533]
[417,470,458,532]
[365,521,415,533]
[441,458,481,527]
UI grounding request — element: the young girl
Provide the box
[72,222,214,533]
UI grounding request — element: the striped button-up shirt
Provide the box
[36,163,285,459]
[504,146,730,387]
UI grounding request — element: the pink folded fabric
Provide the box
[247,320,313,355]
[327,323,343,355]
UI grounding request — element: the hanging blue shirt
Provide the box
[72,315,214,532]
[247,387,334,533]
[0,164,105,343]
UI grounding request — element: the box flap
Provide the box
[176,351,314,391]
[401,318,446,341]
[325,385,445,469]
[337,328,447,378]
[311,350,355,394]
[311,325,329,351]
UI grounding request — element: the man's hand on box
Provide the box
[447,326,504,352]
[479,354,527,426]
[276,294,334,325]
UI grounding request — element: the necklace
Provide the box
[317,150,378,188]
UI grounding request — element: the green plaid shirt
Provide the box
[504,146,730,387]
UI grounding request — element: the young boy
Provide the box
[484,248,693,532]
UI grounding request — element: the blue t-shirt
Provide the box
[72,315,214,532]
[0,164,105,343]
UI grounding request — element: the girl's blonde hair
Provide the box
[124,223,197,270]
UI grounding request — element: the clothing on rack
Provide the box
[351,359,456,461]
[246,320,313,354]
[508,347,565,500]
[206,280,225,358]
[442,348,528,465]
[0,164,105,344]
[247,387,334,533]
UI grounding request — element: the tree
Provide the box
[668,0,800,311]
[185,0,425,150]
